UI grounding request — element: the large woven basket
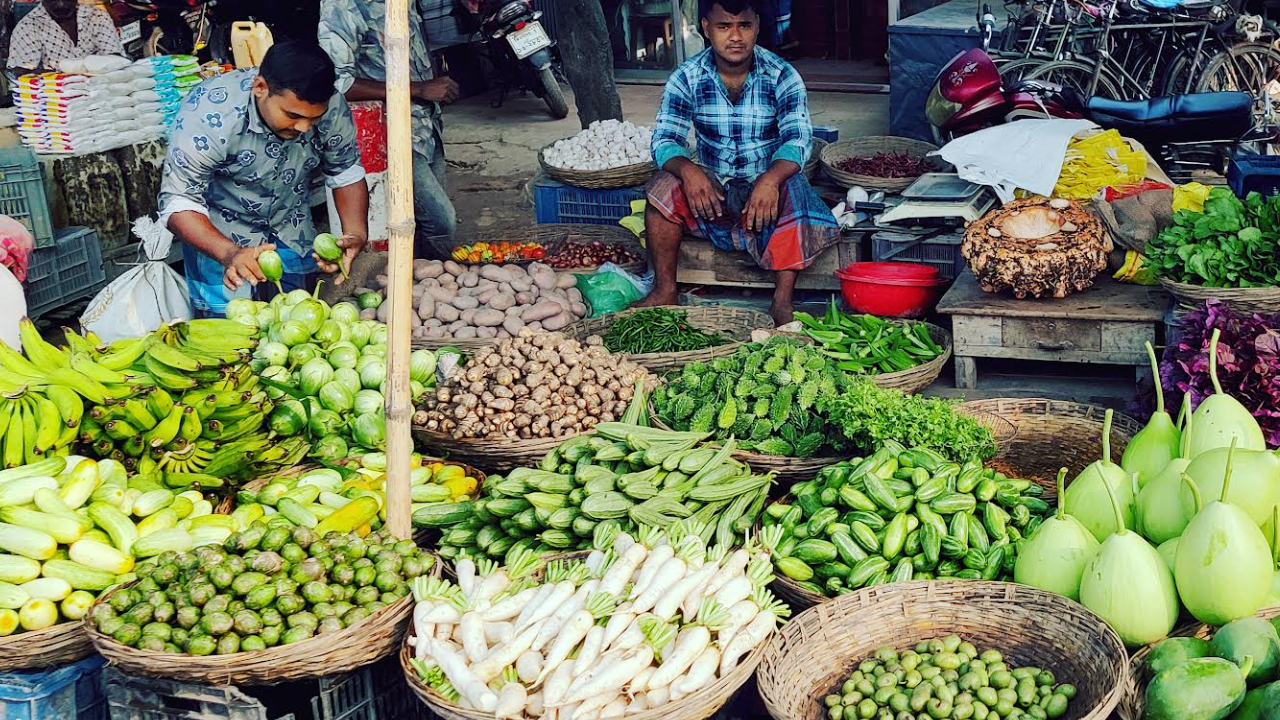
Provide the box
[866,323,953,395]
[543,224,647,275]
[804,138,828,180]
[412,427,572,473]
[0,622,94,672]
[757,581,1128,720]
[648,410,841,484]
[1159,278,1280,315]
[85,562,431,685]
[820,137,943,192]
[539,143,656,190]
[1120,606,1280,720]
[564,305,772,373]
[401,632,767,720]
[956,398,1140,495]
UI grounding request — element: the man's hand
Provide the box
[413,77,460,105]
[222,243,277,291]
[314,235,366,285]
[743,177,781,232]
[678,164,725,221]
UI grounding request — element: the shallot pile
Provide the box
[836,151,935,178]
[414,332,651,440]
[542,120,653,172]
[407,524,789,718]
[545,241,643,270]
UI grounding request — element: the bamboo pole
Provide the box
[383,0,414,539]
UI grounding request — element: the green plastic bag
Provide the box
[575,264,650,318]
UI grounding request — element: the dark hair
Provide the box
[259,40,337,106]
[699,0,764,19]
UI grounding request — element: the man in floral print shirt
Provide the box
[159,40,370,317]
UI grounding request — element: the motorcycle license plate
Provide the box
[507,21,550,60]
[120,21,142,45]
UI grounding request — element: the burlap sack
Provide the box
[318,251,388,305]
[1091,188,1174,253]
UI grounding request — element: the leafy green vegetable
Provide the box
[818,381,997,461]
[1146,188,1280,288]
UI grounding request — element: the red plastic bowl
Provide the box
[834,262,947,318]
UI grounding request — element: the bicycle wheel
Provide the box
[1026,59,1125,99]
[997,57,1049,84]
[1195,42,1280,127]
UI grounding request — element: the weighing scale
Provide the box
[871,174,997,227]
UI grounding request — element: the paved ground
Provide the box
[438,82,890,234]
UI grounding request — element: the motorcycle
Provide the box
[926,4,1273,180]
[110,0,214,58]
[458,0,568,119]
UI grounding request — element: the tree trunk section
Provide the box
[557,0,623,127]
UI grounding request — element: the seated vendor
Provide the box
[158,40,370,318]
[638,0,838,325]
[6,0,125,77]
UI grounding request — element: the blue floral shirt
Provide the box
[158,69,364,313]
[651,47,812,181]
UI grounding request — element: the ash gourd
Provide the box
[1013,468,1100,602]
[1136,395,1196,545]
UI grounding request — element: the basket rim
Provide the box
[538,141,657,175]
[0,619,94,671]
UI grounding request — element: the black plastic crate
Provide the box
[26,227,106,318]
[871,229,966,280]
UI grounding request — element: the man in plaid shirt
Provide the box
[640,0,839,325]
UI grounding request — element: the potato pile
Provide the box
[413,332,651,440]
[366,260,589,341]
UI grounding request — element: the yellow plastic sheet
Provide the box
[1172,182,1212,214]
[1052,130,1148,199]
[619,199,647,244]
[1113,250,1160,285]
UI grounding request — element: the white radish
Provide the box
[515,583,556,628]
[572,625,605,679]
[625,694,649,714]
[613,532,636,554]
[704,549,748,596]
[646,625,709,690]
[562,645,655,705]
[575,691,617,719]
[560,701,581,720]
[629,666,655,696]
[420,603,463,625]
[496,682,527,719]
[535,580,598,651]
[517,650,544,683]
[544,658,577,707]
[601,606,636,649]
[472,620,545,683]
[679,565,720,623]
[712,575,752,610]
[653,563,716,620]
[536,609,595,686]
[717,599,759,647]
[631,557,686,613]
[720,610,777,676]
[599,695,628,718]
[428,638,497,712]
[671,646,720,700]
[519,581,576,632]
[413,601,435,634]
[527,690,546,717]
[609,615,647,651]
[414,632,431,660]
[563,647,622,703]
[455,557,477,598]
[435,623,454,641]
[628,544,673,600]
[600,543,645,597]
[458,611,487,664]
[586,549,605,575]
[485,621,514,645]
[644,686,669,708]
[483,586,539,622]
[474,571,510,608]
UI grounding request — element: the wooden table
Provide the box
[937,271,1170,389]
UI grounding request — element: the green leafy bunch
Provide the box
[1146,188,1280,288]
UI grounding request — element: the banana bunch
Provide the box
[0,318,309,478]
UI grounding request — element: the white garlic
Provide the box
[543,120,654,171]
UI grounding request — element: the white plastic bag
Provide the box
[80,217,191,343]
[0,265,25,351]
[936,118,1097,202]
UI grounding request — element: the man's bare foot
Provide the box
[632,287,679,308]
[770,300,794,327]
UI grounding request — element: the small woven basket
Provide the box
[563,305,772,373]
[804,138,828,181]
[1159,278,1280,315]
[757,581,1128,720]
[449,225,573,263]
[539,144,656,189]
[956,398,1140,495]
[820,137,943,192]
[543,224,648,275]
[0,622,94,672]
[866,323,953,395]
[1120,606,1280,720]
[412,427,573,473]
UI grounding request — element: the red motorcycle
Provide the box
[926,4,1269,179]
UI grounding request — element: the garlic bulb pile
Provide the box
[543,120,653,171]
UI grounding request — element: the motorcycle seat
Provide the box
[1085,92,1254,143]
[1132,0,1223,14]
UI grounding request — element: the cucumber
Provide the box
[132,528,193,558]
[41,559,117,592]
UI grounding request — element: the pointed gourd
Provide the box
[1185,328,1265,457]
[1123,342,1181,489]
[1175,440,1274,625]
[1064,409,1136,542]
[1013,468,1101,601]
[1078,465,1179,647]
[1137,396,1194,545]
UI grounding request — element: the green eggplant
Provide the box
[1064,409,1136,542]
[1124,342,1181,489]
[1186,328,1266,458]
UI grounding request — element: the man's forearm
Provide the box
[332,180,370,241]
[761,159,799,186]
[168,211,237,264]
[662,156,697,178]
[344,78,432,103]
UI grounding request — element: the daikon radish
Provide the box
[517,650,543,683]
[671,646,720,700]
[428,638,496,712]
[572,625,605,680]
[458,611,487,664]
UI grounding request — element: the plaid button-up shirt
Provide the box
[651,46,812,182]
[6,4,125,73]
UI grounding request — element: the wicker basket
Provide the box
[401,632,767,720]
[1120,606,1280,720]
[804,138,828,181]
[86,568,429,685]
[757,581,1128,720]
[0,622,94,672]
[539,143,656,190]
[820,137,943,193]
[564,305,772,373]
[449,225,573,262]
[648,410,841,484]
[867,323,953,394]
[1159,278,1280,315]
[543,224,648,275]
[412,427,572,473]
[956,398,1141,496]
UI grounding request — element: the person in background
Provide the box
[7,0,125,76]
[319,0,460,258]
[0,215,32,350]
[159,40,369,318]
[637,0,837,326]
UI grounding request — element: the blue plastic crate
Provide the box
[533,177,646,226]
[871,230,966,279]
[1228,152,1280,197]
[0,655,105,720]
[25,227,106,319]
[0,146,54,249]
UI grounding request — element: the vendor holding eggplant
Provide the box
[636,0,839,326]
[158,40,370,318]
